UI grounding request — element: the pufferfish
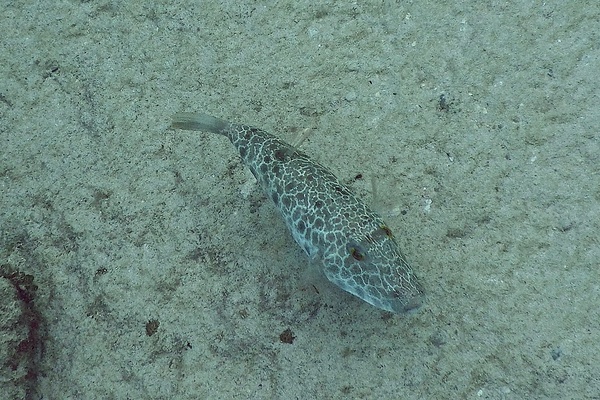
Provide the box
[171,112,425,313]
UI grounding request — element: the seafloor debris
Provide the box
[0,264,43,400]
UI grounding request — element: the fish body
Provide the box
[171,112,425,313]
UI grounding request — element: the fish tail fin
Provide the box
[170,112,229,135]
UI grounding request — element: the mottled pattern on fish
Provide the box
[171,112,425,313]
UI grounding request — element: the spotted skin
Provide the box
[171,112,425,313]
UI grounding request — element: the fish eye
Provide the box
[380,224,394,238]
[346,242,366,261]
